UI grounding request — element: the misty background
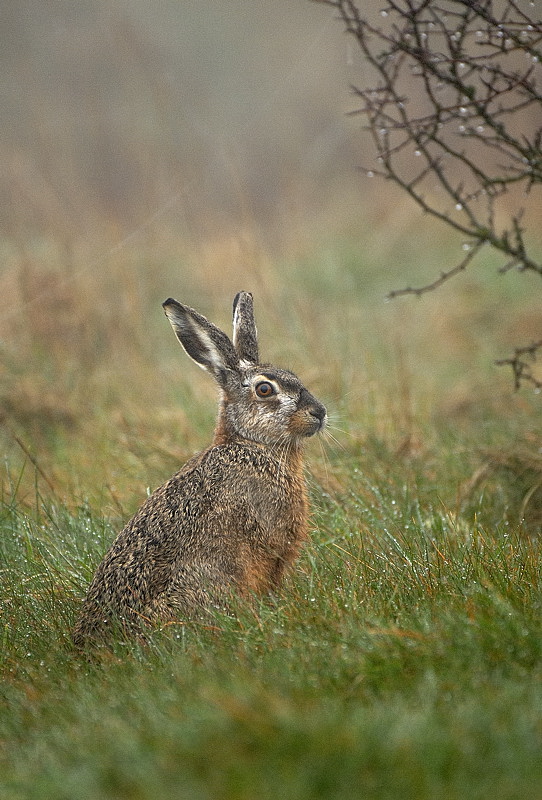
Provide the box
[2,0,378,250]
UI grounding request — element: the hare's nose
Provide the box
[310,403,327,424]
[299,389,327,426]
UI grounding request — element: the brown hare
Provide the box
[73,292,326,645]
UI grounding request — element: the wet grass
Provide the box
[2,445,542,800]
[1,228,542,798]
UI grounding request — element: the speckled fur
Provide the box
[73,292,326,645]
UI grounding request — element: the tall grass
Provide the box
[0,220,541,797]
[2,443,542,798]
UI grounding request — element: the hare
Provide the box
[72,292,326,645]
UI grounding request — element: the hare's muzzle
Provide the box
[308,404,327,435]
[298,389,327,436]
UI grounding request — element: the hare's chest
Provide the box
[237,472,308,591]
[244,468,307,536]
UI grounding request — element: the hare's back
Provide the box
[91,441,303,591]
[105,441,296,560]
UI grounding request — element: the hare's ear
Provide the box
[232,291,259,364]
[163,298,239,385]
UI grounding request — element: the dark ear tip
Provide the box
[162,298,177,309]
[232,291,253,313]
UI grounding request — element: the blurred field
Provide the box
[1,2,542,798]
[1,214,540,511]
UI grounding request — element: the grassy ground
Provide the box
[1,221,542,798]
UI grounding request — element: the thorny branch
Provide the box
[314,0,542,388]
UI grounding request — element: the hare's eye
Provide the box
[255,381,275,399]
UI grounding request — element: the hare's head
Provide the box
[163,292,326,447]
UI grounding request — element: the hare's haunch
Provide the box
[73,292,326,645]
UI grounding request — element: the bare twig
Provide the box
[386,239,485,298]
[314,0,542,389]
[495,341,542,391]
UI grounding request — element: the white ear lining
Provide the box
[232,292,259,363]
[190,322,227,373]
[164,297,240,382]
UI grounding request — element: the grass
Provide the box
[2,455,542,799]
[1,223,542,798]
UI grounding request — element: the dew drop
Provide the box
[414,149,421,156]
[455,202,463,210]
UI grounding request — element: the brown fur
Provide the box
[72,293,326,646]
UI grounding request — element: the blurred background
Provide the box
[1,0,541,510]
[2,0,365,246]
